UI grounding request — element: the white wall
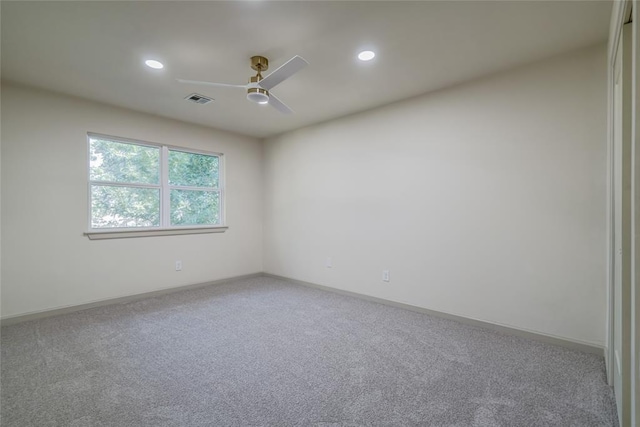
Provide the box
[263,45,608,346]
[1,84,263,318]
[1,45,609,346]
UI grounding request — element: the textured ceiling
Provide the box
[1,1,611,138]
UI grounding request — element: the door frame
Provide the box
[606,0,629,384]
[607,1,638,425]
[632,3,640,424]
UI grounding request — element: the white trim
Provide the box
[607,44,615,385]
[631,2,640,424]
[607,0,631,387]
[610,1,633,68]
[0,272,605,356]
[84,226,228,240]
[90,181,161,189]
[168,185,220,192]
[621,26,634,427]
[608,4,636,423]
[0,272,261,325]
[218,150,226,226]
[264,274,605,356]
[86,134,92,232]
[161,145,170,227]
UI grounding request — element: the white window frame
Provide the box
[85,132,227,240]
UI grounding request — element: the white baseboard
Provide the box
[263,273,605,357]
[0,272,607,358]
[604,346,613,385]
[0,273,263,326]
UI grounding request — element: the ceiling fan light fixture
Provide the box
[247,87,269,104]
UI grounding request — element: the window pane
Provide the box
[170,190,219,226]
[91,185,160,228]
[90,137,159,184]
[169,150,219,188]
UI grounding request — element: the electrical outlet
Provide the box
[326,257,332,268]
[175,260,182,271]
[382,269,390,282]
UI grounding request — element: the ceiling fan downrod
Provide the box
[247,56,270,104]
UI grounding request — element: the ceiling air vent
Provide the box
[184,93,213,105]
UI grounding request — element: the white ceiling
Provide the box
[1,1,611,138]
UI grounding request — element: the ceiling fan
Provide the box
[177,55,308,114]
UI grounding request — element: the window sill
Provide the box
[84,226,228,240]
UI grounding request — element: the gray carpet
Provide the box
[1,276,618,426]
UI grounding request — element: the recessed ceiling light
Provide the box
[145,59,164,69]
[358,50,375,61]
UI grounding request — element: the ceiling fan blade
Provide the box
[176,79,246,89]
[258,56,308,90]
[268,93,293,114]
